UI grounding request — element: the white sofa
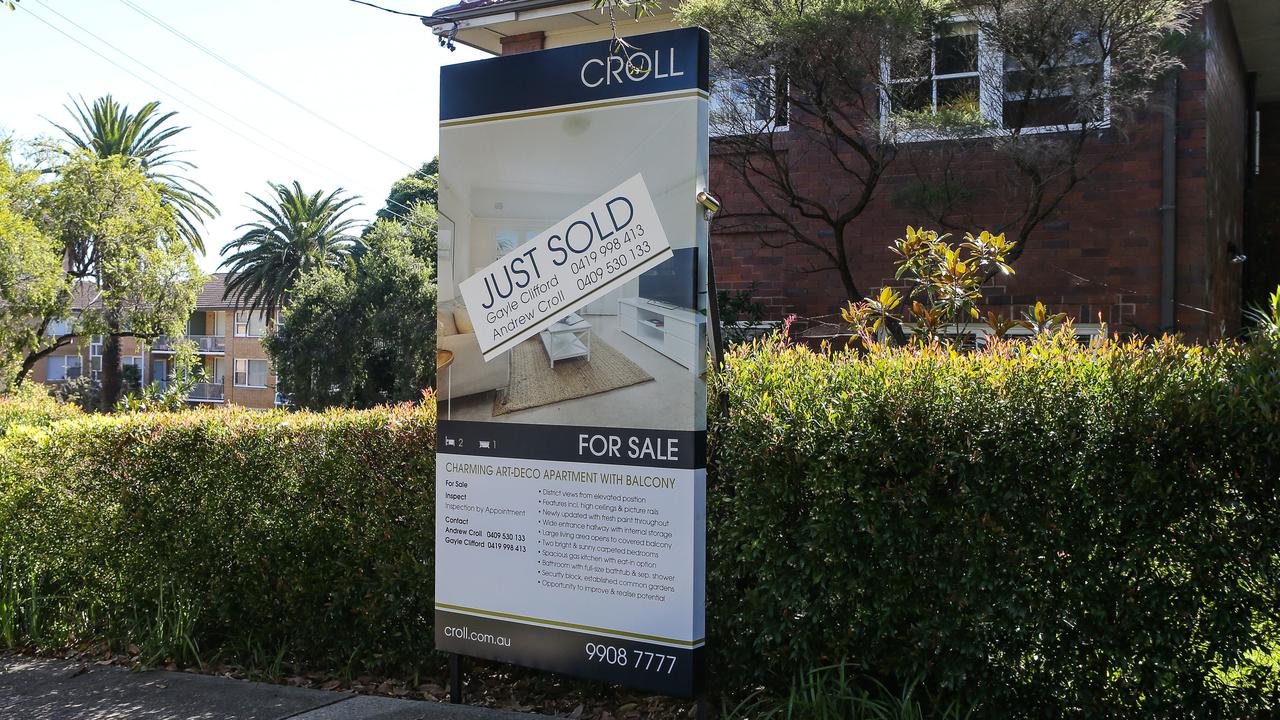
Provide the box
[438,301,509,400]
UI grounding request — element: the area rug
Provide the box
[494,335,653,415]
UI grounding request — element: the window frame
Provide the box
[234,310,269,338]
[880,17,1111,143]
[233,358,270,388]
[46,355,83,382]
[709,65,789,138]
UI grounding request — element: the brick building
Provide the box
[33,274,281,409]
[426,0,1279,340]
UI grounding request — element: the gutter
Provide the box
[423,0,587,28]
[1160,73,1178,331]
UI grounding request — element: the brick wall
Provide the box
[1195,0,1247,338]
[1246,102,1280,306]
[710,117,1169,332]
[224,310,277,409]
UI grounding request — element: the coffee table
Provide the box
[540,318,591,368]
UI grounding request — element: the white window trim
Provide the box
[233,358,271,388]
[234,309,269,338]
[710,66,789,138]
[47,355,83,382]
[880,17,1111,144]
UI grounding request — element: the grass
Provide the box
[723,663,972,720]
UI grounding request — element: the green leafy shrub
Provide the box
[708,330,1280,717]
[3,326,1279,717]
[0,384,82,434]
[0,403,435,674]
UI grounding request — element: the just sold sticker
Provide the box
[459,173,673,361]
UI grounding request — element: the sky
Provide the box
[0,0,485,273]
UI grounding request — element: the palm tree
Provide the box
[220,182,363,314]
[53,94,217,253]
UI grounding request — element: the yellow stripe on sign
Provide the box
[435,602,706,648]
[440,89,710,128]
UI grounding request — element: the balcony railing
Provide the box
[187,382,225,402]
[152,335,225,353]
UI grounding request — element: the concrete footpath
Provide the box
[1,655,544,720]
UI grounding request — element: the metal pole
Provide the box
[695,694,709,720]
[449,653,463,704]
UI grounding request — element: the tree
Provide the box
[363,200,438,265]
[15,152,203,409]
[49,95,215,405]
[220,181,363,314]
[374,158,437,224]
[266,230,437,409]
[53,95,217,253]
[895,0,1202,264]
[677,0,1203,302]
[0,143,63,390]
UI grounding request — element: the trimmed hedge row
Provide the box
[0,404,435,672]
[708,333,1280,717]
[2,331,1279,717]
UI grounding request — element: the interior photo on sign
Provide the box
[437,95,707,432]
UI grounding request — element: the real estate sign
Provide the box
[434,28,710,696]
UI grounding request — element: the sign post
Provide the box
[434,28,710,698]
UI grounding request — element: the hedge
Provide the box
[709,332,1280,717]
[2,331,1279,717]
[0,403,435,672]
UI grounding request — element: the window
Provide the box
[234,310,269,337]
[882,20,1108,139]
[122,355,144,385]
[46,355,82,382]
[1000,31,1105,129]
[885,21,980,120]
[710,67,787,136]
[46,318,73,336]
[233,358,269,387]
[89,336,103,379]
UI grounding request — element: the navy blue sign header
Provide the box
[441,27,710,121]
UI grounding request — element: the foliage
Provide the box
[117,340,206,412]
[841,227,1021,345]
[364,200,438,265]
[266,230,437,409]
[0,143,63,390]
[717,283,770,346]
[0,402,436,674]
[220,181,364,315]
[374,158,437,224]
[1245,286,1280,340]
[28,152,204,407]
[52,94,217,253]
[3,324,1280,715]
[49,376,102,413]
[724,664,971,720]
[708,329,1280,717]
[0,385,80,435]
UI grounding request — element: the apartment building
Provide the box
[34,274,282,410]
[425,0,1279,340]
